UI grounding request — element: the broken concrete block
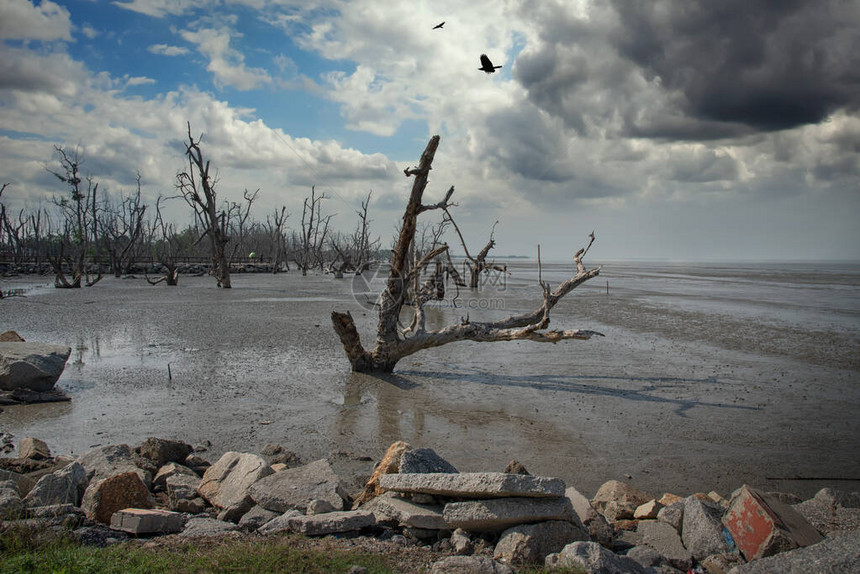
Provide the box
[197,452,272,517]
[443,497,574,532]
[550,541,649,573]
[399,448,458,474]
[657,501,684,533]
[365,491,447,530]
[110,508,185,535]
[179,517,240,537]
[565,486,613,547]
[430,555,513,574]
[380,472,565,499]
[723,484,823,561]
[260,509,375,536]
[682,496,731,561]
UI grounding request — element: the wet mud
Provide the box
[1,263,858,499]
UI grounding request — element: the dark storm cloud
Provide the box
[609,0,860,132]
[514,1,860,142]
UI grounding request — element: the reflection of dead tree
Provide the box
[331,136,603,373]
[45,146,104,288]
[293,186,333,276]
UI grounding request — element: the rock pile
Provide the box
[1,437,858,573]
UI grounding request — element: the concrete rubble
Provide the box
[0,437,856,573]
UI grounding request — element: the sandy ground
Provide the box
[1,269,858,500]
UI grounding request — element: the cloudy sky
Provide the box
[1,0,858,261]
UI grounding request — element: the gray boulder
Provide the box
[23,461,88,507]
[259,509,375,536]
[682,496,731,561]
[638,519,694,571]
[657,500,684,532]
[197,452,273,519]
[727,530,860,574]
[238,505,279,531]
[77,444,152,489]
[494,520,587,565]
[549,541,649,573]
[794,488,860,536]
[80,471,153,524]
[0,469,35,497]
[0,480,23,518]
[153,462,198,492]
[0,342,71,392]
[18,437,51,460]
[430,556,513,574]
[249,459,348,513]
[364,491,447,530]
[566,486,613,547]
[179,517,240,537]
[399,448,458,474]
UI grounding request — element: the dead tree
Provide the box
[267,206,289,273]
[331,136,603,373]
[177,122,233,288]
[45,147,104,288]
[102,172,147,277]
[446,217,507,289]
[145,196,183,285]
[352,190,381,273]
[293,186,333,275]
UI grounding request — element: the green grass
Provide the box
[0,526,396,574]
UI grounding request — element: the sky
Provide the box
[1,0,859,262]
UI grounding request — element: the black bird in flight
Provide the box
[479,54,502,73]
[433,21,445,29]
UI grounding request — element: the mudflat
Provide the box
[1,261,857,499]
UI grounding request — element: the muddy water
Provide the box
[1,261,858,499]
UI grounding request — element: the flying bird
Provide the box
[433,21,445,29]
[479,54,502,73]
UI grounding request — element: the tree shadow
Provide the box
[387,367,761,418]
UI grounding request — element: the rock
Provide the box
[592,480,653,522]
[0,469,36,497]
[503,460,530,475]
[682,496,731,561]
[635,499,663,519]
[657,500,684,532]
[380,472,565,499]
[709,491,730,509]
[551,540,649,573]
[110,508,185,535]
[81,471,153,524]
[430,556,513,574]
[701,552,745,574]
[399,448,458,474]
[443,496,574,532]
[723,484,823,561]
[238,505,279,531]
[164,473,206,514]
[450,528,475,555]
[494,520,587,565]
[179,517,240,537]
[153,462,198,492]
[0,342,71,392]
[23,461,88,507]
[77,444,152,489]
[0,331,25,342]
[565,486,614,547]
[727,530,860,574]
[260,443,301,466]
[0,481,24,518]
[197,451,273,519]
[659,493,683,506]
[184,454,210,476]
[249,459,347,514]
[256,510,303,535]
[353,440,410,507]
[307,499,337,515]
[794,488,860,535]
[365,491,447,530]
[26,503,83,520]
[625,545,665,569]
[261,509,375,536]
[18,437,51,460]
[637,520,694,571]
[135,437,193,468]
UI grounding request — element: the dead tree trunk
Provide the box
[331,136,603,373]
